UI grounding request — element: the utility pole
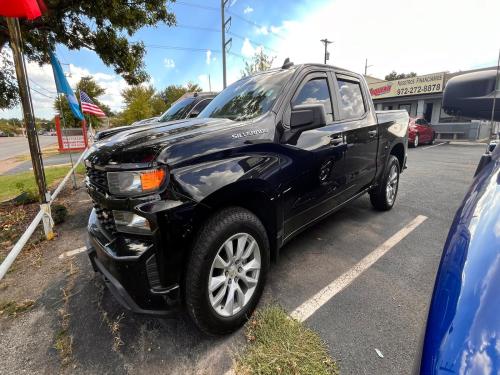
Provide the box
[221,0,232,89]
[364,58,374,75]
[208,74,212,92]
[320,38,333,64]
[6,18,47,203]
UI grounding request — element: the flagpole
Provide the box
[58,93,77,189]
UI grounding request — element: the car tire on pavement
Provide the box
[411,134,419,148]
[429,133,435,145]
[370,155,400,211]
[185,207,270,335]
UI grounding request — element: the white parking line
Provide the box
[290,215,428,322]
[422,142,448,150]
[58,246,87,260]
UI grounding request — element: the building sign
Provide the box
[369,72,445,99]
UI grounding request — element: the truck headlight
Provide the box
[107,168,166,196]
[113,211,151,235]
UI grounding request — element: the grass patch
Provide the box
[236,305,339,375]
[0,164,85,202]
[0,299,35,318]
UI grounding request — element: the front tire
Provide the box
[411,134,419,148]
[185,207,270,335]
[370,155,400,211]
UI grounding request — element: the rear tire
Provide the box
[429,133,435,145]
[185,207,270,335]
[370,155,400,211]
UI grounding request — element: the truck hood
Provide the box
[95,117,160,141]
[84,115,274,168]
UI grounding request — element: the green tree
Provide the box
[0,1,176,109]
[54,76,108,128]
[0,50,17,109]
[120,85,164,124]
[158,82,202,109]
[241,50,275,77]
[384,71,417,81]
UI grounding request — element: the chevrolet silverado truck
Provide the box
[84,61,409,334]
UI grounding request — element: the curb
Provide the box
[448,141,487,146]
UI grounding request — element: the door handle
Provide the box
[368,130,378,138]
[330,137,343,146]
[330,134,343,146]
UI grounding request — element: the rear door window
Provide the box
[336,78,366,120]
[292,77,334,122]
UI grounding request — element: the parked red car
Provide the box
[408,117,435,147]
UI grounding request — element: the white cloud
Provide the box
[198,74,209,91]
[272,0,500,78]
[163,58,175,69]
[241,38,255,58]
[255,26,269,35]
[243,6,253,14]
[206,50,212,65]
[0,55,128,119]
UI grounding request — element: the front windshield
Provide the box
[199,69,293,121]
[158,97,196,122]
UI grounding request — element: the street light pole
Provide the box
[320,38,333,64]
[6,17,47,203]
[364,58,373,75]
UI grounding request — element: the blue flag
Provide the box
[49,52,84,121]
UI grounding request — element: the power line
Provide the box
[29,78,57,95]
[30,86,57,100]
[175,0,286,41]
[175,0,218,12]
[175,23,278,55]
[145,44,246,60]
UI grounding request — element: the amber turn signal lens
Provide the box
[140,169,165,191]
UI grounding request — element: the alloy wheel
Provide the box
[208,233,261,317]
[385,164,399,206]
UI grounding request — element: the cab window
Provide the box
[336,79,366,120]
[292,78,333,123]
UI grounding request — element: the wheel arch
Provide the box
[193,179,281,261]
[390,142,405,171]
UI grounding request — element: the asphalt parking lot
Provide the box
[0,142,485,374]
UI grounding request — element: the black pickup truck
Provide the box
[84,61,409,334]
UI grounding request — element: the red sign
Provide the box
[370,84,392,97]
[55,115,88,152]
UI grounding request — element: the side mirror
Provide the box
[442,70,500,121]
[290,104,327,131]
[189,111,199,118]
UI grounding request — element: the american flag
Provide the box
[80,91,106,117]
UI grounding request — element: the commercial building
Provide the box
[367,67,499,141]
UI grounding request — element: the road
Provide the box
[3,152,84,175]
[0,136,57,161]
[0,143,485,374]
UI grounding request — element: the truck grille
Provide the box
[86,167,108,190]
[94,203,116,233]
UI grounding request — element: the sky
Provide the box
[2,0,500,120]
